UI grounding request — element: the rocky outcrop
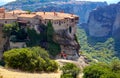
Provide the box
[53,29,80,59]
[3,1,107,23]
[86,2,120,56]
[87,2,120,37]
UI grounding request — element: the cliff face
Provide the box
[3,1,107,23]
[87,2,120,56]
[87,2,120,37]
[53,29,80,58]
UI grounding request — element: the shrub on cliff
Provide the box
[3,47,58,72]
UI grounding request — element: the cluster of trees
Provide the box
[3,47,58,72]
[27,21,61,56]
[2,22,61,73]
[76,27,118,63]
[3,22,27,42]
[3,21,61,57]
[61,63,80,78]
[83,60,120,78]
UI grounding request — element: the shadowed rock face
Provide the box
[53,29,80,58]
[87,2,120,38]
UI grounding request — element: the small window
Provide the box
[71,19,74,22]
[5,21,7,23]
[54,21,57,24]
[69,26,72,33]
[45,21,46,24]
[59,21,61,26]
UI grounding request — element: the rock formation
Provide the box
[53,29,80,59]
[87,2,120,38]
[86,2,120,56]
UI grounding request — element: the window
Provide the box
[45,21,46,24]
[71,19,74,22]
[69,26,72,33]
[59,21,61,26]
[5,21,7,23]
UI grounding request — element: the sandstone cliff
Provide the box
[87,2,120,38]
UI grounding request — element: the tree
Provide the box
[83,62,120,78]
[3,47,59,72]
[111,59,120,72]
[26,28,41,46]
[30,46,49,60]
[26,21,61,57]
[46,21,54,42]
[46,21,61,56]
[2,24,13,37]
[61,63,80,78]
[2,22,19,37]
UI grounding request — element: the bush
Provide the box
[45,59,59,72]
[3,47,59,72]
[30,47,49,60]
[83,61,120,78]
[47,41,61,56]
[61,74,74,78]
[61,63,80,78]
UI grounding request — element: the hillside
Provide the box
[76,27,118,63]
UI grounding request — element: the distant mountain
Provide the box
[87,2,120,38]
[85,2,120,57]
[3,1,107,23]
[16,0,70,3]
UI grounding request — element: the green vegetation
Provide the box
[27,21,61,56]
[3,21,60,57]
[46,21,61,56]
[83,60,120,78]
[26,28,41,46]
[3,22,27,42]
[76,27,118,63]
[61,63,80,78]
[3,47,58,72]
[3,22,19,37]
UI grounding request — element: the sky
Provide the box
[0,0,120,4]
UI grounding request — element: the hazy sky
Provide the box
[1,0,120,4]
